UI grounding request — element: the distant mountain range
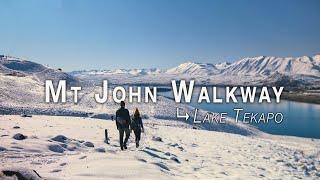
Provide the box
[70,55,320,88]
[71,55,320,77]
[1,54,319,88]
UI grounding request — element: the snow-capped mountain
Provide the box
[222,55,320,77]
[71,68,163,76]
[214,62,231,70]
[72,54,320,87]
[313,54,320,66]
[1,54,319,87]
[71,54,320,80]
[166,62,221,75]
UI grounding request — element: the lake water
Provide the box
[160,87,320,139]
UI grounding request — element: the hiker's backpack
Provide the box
[130,118,139,129]
[116,116,127,125]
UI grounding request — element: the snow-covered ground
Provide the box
[0,73,262,136]
[1,115,319,179]
[1,55,320,179]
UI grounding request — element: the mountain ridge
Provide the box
[1,54,319,87]
[71,54,320,78]
[0,55,79,85]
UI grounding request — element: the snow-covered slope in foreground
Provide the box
[1,115,319,179]
[0,72,261,136]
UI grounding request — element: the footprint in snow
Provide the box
[170,156,181,164]
[220,172,228,176]
[257,167,266,171]
[83,141,94,147]
[152,162,170,171]
[259,174,265,177]
[60,162,67,166]
[137,158,147,163]
[0,146,7,151]
[107,149,117,154]
[11,146,24,150]
[152,136,163,142]
[276,159,284,163]
[95,147,106,153]
[141,149,167,160]
[191,143,198,147]
[145,147,163,153]
[79,156,87,159]
[30,162,42,165]
[50,169,62,173]
[168,143,184,151]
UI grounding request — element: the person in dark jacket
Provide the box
[116,101,131,150]
[131,108,144,148]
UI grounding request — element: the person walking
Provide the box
[130,108,144,148]
[115,101,131,150]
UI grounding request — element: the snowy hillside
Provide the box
[166,62,221,75]
[0,56,79,85]
[0,55,260,137]
[222,55,320,77]
[313,54,320,66]
[0,72,260,136]
[215,62,231,70]
[1,56,320,179]
[1,115,320,179]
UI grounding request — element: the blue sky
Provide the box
[0,0,319,71]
